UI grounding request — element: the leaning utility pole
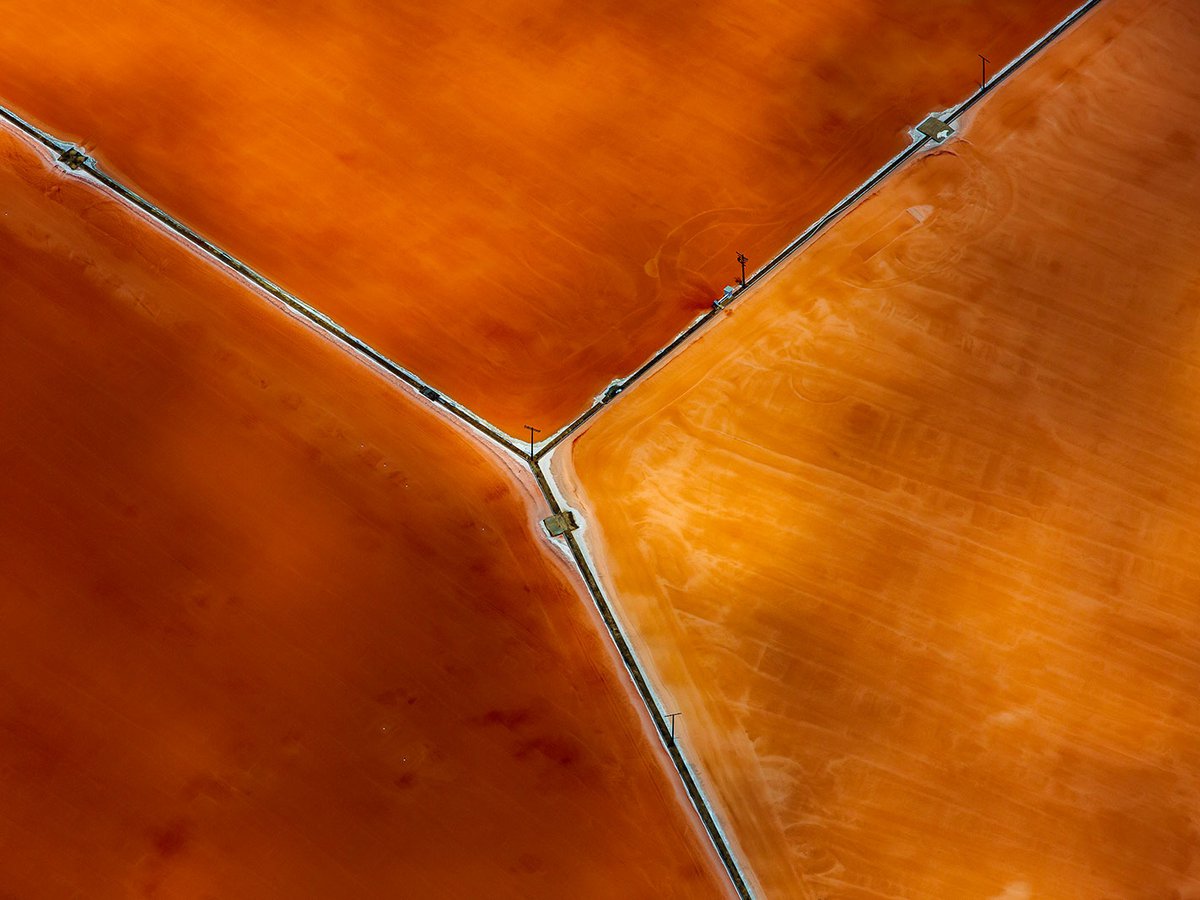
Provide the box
[666,712,681,746]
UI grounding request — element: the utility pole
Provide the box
[666,712,680,746]
[979,54,990,90]
[523,425,541,460]
[736,252,748,287]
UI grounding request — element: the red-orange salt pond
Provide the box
[0,0,1080,436]
[0,122,730,898]
[561,0,1200,894]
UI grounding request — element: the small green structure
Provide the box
[58,147,89,170]
[542,510,578,538]
[916,116,955,143]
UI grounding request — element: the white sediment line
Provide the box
[0,108,528,465]
[536,444,759,899]
[536,445,592,558]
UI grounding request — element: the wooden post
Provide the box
[524,425,541,459]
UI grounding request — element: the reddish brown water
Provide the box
[563,0,1200,895]
[0,0,1079,436]
[0,123,731,898]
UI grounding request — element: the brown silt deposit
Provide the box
[0,123,730,898]
[0,0,1079,435]
[561,0,1200,895]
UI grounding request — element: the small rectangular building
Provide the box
[916,116,955,143]
[542,510,579,537]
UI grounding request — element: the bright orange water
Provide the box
[564,0,1200,894]
[0,0,1079,436]
[0,124,730,899]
